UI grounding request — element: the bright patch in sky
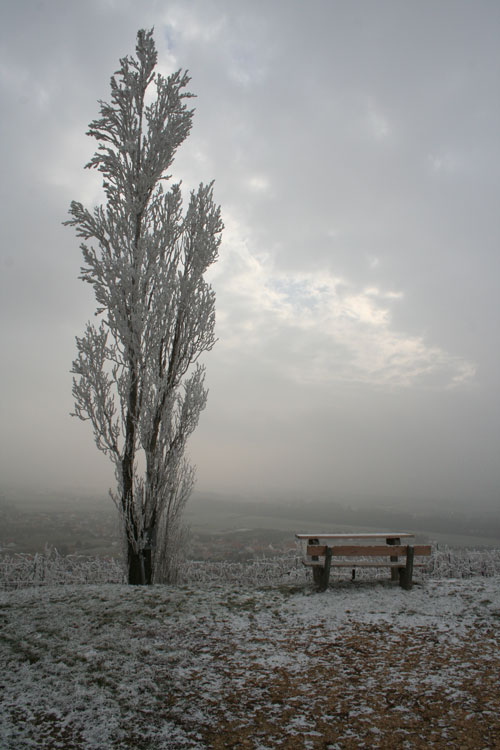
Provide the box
[247,175,271,193]
[214,216,475,389]
[164,7,225,44]
[366,108,391,140]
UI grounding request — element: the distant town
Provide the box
[1,487,499,560]
[0,492,295,561]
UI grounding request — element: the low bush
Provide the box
[1,543,500,590]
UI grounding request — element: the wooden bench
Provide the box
[296,533,432,591]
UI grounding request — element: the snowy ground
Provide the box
[1,576,500,749]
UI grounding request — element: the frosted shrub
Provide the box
[1,545,500,590]
[179,552,306,587]
[0,548,124,590]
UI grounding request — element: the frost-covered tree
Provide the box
[65,29,222,584]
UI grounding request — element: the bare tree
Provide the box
[66,29,222,584]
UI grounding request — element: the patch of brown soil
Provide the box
[201,621,500,749]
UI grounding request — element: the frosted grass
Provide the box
[1,544,500,590]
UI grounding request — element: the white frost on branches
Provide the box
[66,29,223,584]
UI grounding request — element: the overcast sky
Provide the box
[1,0,499,509]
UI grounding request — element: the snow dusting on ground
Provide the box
[1,577,500,748]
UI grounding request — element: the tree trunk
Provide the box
[127,542,154,585]
[127,543,144,585]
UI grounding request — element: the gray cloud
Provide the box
[1,0,499,507]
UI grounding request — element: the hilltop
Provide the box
[2,576,500,748]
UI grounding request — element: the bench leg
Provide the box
[387,536,400,582]
[317,547,332,591]
[399,546,414,590]
[313,566,323,586]
[310,538,323,587]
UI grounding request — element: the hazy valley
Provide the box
[1,487,499,562]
